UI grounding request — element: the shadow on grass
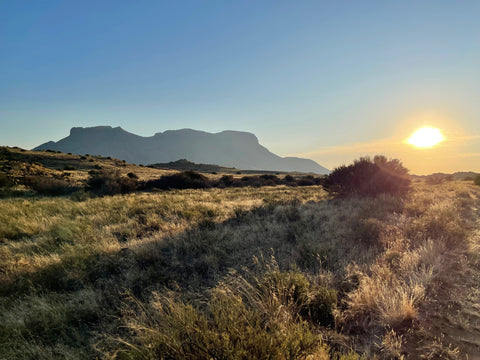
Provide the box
[1,195,400,358]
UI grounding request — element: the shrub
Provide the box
[63,165,76,171]
[425,173,453,185]
[87,170,138,195]
[25,176,75,196]
[323,155,411,198]
[260,174,280,183]
[474,175,480,186]
[144,171,210,190]
[217,175,234,187]
[127,172,139,179]
[0,174,13,188]
[297,178,315,186]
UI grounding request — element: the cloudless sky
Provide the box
[1,0,480,174]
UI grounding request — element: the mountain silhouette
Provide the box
[34,126,329,174]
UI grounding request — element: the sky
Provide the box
[1,0,480,174]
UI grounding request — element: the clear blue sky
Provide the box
[1,0,479,173]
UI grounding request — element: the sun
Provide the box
[407,127,444,148]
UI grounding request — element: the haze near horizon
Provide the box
[1,1,480,175]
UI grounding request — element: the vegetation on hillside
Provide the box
[0,147,324,197]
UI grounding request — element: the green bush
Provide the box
[323,155,411,198]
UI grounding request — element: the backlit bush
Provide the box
[323,155,411,198]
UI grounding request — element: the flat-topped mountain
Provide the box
[34,126,329,174]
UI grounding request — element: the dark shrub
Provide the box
[475,175,480,186]
[260,174,280,183]
[302,286,337,327]
[25,176,75,196]
[144,171,210,190]
[262,270,337,328]
[323,155,410,198]
[63,165,76,171]
[297,177,315,186]
[285,174,295,182]
[217,175,234,187]
[127,172,139,179]
[87,170,138,195]
[0,174,13,188]
[239,176,264,187]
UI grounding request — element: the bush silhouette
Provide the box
[0,174,13,188]
[87,170,138,195]
[144,171,210,190]
[25,176,75,196]
[323,155,411,198]
[474,174,480,186]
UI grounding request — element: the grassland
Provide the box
[1,148,480,359]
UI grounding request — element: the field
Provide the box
[1,148,480,359]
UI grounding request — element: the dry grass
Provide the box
[1,175,479,359]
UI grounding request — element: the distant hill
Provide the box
[413,171,479,180]
[34,126,329,174]
[150,159,305,175]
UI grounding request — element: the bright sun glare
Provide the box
[407,127,444,148]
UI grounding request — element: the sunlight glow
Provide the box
[407,127,444,148]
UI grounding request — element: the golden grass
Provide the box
[1,179,479,359]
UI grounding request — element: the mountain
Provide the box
[34,126,329,174]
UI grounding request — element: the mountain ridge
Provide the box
[34,126,329,174]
